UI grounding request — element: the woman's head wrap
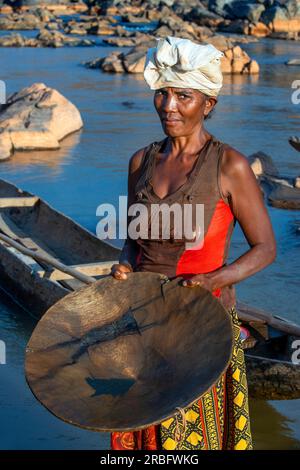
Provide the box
[144,36,224,97]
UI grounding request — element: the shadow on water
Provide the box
[250,399,300,450]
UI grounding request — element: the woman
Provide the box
[110,37,276,450]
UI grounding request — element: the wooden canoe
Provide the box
[0,178,299,400]
[0,178,119,316]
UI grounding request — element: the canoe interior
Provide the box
[0,179,120,265]
[0,179,121,315]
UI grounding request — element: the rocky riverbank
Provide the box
[0,1,297,72]
[0,2,297,56]
[0,2,262,73]
[86,0,300,40]
[0,1,299,41]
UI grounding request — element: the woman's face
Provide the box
[153,87,217,137]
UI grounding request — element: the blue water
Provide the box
[0,30,39,38]
[0,36,299,449]
[119,21,158,32]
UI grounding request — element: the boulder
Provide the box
[227,2,265,23]
[46,21,60,30]
[104,32,151,47]
[154,24,174,37]
[0,5,13,14]
[0,131,13,161]
[260,4,300,33]
[294,176,300,189]
[261,5,289,24]
[248,58,260,73]
[123,52,146,73]
[87,20,116,35]
[153,14,213,41]
[286,59,300,66]
[184,5,224,27]
[122,40,156,73]
[0,32,30,46]
[272,18,300,34]
[65,26,87,35]
[248,151,300,209]
[36,29,94,46]
[248,21,270,37]
[206,33,234,51]
[208,0,233,18]
[172,0,200,16]
[155,12,189,33]
[212,41,260,74]
[33,6,56,22]
[0,83,83,160]
[82,56,103,69]
[218,18,249,34]
[0,29,95,46]
[268,184,300,210]
[63,18,91,35]
[97,52,125,73]
[0,12,41,30]
[285,0,300,17]
[121,13,150,24]
[248,152,279,177]
[114,24,135,37]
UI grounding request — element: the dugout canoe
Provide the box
[0,178,119,316]
[0,178,299,400]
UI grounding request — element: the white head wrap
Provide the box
[143,36,224,97]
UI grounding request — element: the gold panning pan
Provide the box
[25,272,233,431]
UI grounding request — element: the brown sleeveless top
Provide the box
[131,134,236,298]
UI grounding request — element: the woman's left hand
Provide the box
[181,274,215,292]
[181,275,236,310]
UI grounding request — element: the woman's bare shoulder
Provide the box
[221,144,254,179]
[129,142,154,174]
[219,143,260,203]
[129,147,147,173]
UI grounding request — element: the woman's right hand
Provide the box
[110,263,132,280]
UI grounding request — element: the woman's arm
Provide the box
[183,147,277,291]
[111,147,146,280]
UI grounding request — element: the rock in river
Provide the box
[0,83,83,160]
[249,151,300,210]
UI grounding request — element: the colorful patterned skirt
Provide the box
[111,306,252,450]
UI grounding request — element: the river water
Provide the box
[0,36,299,449]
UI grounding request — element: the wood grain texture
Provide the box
[25,272,233,432]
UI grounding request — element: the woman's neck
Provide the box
[165,128,211,158]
